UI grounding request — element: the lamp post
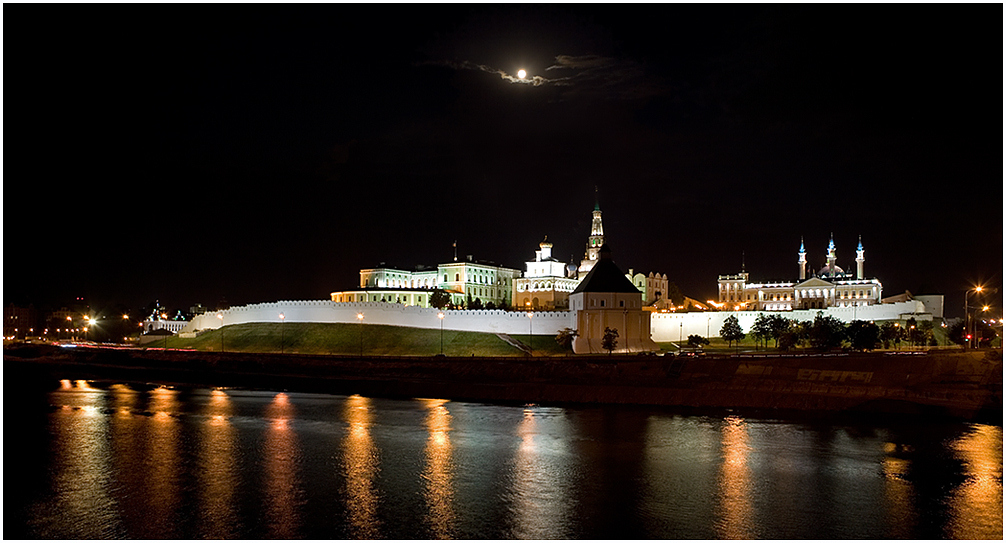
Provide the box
[438,311,445,355]
[217,313,224,352]
[357,313,365,357]
[279,312,285,354]
[527,311,533,357]
[965,286,983,349]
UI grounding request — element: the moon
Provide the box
[517,69,526,79]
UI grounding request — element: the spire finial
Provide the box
[594,185,600,210]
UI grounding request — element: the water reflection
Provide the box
[197,389,239,538]
[881,439,917,538]
[262,392,301,538]
[18,386,1004,540]
[144,387,181,536]
[47,383,123,538]
[342,394,381,539]
[421,398,456,538]
[946,424,1004,539]
[508,407,574,539]
[716,415,753,539]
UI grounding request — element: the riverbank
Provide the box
[5,344,1001,421]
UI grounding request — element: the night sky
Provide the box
[7,4,1002,319]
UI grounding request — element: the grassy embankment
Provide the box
[147,322,571,357]
[655,318,958,354]
[142,319,960,357]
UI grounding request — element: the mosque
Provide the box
[717,236,883,311]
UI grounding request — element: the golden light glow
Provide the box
[199,388,238,537]
[517,69,526,79]
[343,395,381,538]
[421,398,456,538]
[263,392,301,537]
[945,424,1003,539]
[716,415,753,539]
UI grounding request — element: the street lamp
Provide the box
[527,311,533,357]
[965,286,984,349]
[279,312,285,354]
[217,313,224,352]
[438,311,445,355]
[357,313,365,357]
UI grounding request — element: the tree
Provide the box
[602,327,619,354]
[808,312,847,351]
[750,314,773,349]
[768,314,792,348]
[687,334,709,348]
[847,320,881,351]
[777,319,808,351]
[880,321,906,349]
[555,327,578,351]
[719,315,745,348]
[429,290,451,310]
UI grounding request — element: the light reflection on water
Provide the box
[12,382,1003,539]
[342,394,381,538]
[421,398,456,538]
[716,415,753,540]
[262,392,301,538]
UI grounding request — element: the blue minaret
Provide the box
[856,235,865,280]
[826,233,837,272]
[798,237,807,280]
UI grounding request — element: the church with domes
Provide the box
[717,235,882,311]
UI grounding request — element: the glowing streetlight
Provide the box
[279,312,285,354]
[527,311,534,357]
[217,313,224,352]
[965,285,985,348]
[438,311,445,355]
[357,313,365,357]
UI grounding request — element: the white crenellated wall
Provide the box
[649,300,929,342]
[183,299,930,344]
[183,300,574,336]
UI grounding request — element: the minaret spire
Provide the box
[856,235,865,280]
[798,237,807,280]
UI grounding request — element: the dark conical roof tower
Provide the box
[571,244,641,295]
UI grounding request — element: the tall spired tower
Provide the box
[798,237,807,280]
[578,189,605,279]
[856,235,865,280]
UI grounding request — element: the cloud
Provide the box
[423,54,663,100]
[424,59,551,86]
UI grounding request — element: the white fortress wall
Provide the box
[182,299,929,343]
[183,300,574,336]
[650,300,929,342]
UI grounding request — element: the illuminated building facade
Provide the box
[625,269,670,307]
[718,236,882,311]
[332,196,667,314]
[513,237,580,310]
[333,259,520,308]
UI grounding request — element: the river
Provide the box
[8,380,1002,539]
